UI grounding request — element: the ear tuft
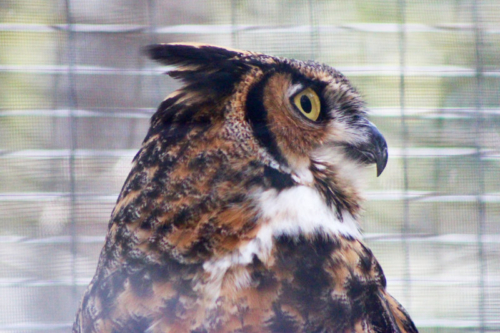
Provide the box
[145,43,246,67]
[145,43,253,96]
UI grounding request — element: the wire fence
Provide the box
[0,0,499,332]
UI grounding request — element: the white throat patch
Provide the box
[254,185,361,240]
[201,185,361,304]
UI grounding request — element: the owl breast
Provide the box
[201,183,362,301]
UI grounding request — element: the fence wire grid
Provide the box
[1,0,500,332]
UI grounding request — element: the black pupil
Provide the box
[300,95,312,114]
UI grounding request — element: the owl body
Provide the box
[74,44,417,333]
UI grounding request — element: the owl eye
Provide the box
[293,88,321,121]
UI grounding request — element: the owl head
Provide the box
[147,43,386,191]
[127,43,388,257]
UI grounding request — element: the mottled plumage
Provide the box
[74,43,417,333]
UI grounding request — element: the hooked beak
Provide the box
[343,122,388,177]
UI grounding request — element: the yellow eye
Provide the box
[293,88,321,121]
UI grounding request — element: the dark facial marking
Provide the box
[245,73,288,167]
[263,165,295,191]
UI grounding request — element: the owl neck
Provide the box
[252,178,362,244]
[262,157,364,222]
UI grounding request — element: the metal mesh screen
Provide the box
[1,1,499,332]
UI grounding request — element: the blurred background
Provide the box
[0,0,499,332]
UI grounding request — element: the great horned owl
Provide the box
[73,43,417,333]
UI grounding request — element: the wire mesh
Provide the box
[0,0,499,332]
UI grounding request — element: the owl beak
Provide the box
[343,122,388,177]
[370,124,389,177]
